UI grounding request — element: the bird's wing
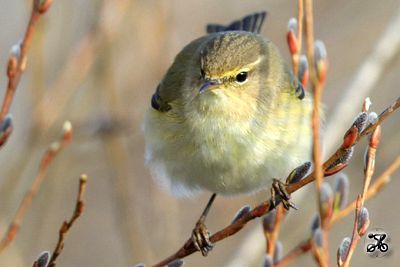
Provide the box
[206,12,267,34]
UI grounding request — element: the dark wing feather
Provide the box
[151,85,171,112]
[206,11,267,34]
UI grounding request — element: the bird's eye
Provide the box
[235,72,248,83]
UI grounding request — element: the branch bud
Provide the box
[273,240,283,263]
[357,207,370,236]
[33,251,50,267]
[368,112,378,125]
[298,54,309,87]
[314,40,328,83]
[310,213,320,233]
[312,227,324,249]
[262,255,273,267]
[168,259,184,267]
[325,147,354,176]
[333,174,349,212]
[286,161,311,184]
[337,237,351,266]
[369,125,381,149]
[320,182,333,222]
[0,114,13,147]
[287,18,299,55]
[262,209,276,234]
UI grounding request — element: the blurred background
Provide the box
[0,0,398,266]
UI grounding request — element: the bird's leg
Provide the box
[270,179,297,210]
[192,193,217,256]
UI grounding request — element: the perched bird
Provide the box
[144,12,312,255]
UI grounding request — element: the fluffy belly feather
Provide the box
[144,98,311,196]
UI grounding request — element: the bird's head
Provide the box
[185,32,282,119]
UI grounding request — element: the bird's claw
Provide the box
[271,178,297,210]
[192,221,213,256]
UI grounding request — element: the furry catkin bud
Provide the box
[298,54,309,87]
[333,174,349,212]
[325,147,354,176]
[312,227,324,249]
[310,214,320,233]
[314,40,327,83]
[168,259,184,267]
[337,237,351,266]
[320,182,333,221]
[34,251,50,267]
[369,125,381,149]
[274,240,283,263]
[287,18,298,55]
[286,161,311,184]
[351,112,368,134]
[262,209,277,234]
[263,255,273,267]
[368,112,378,125]
[0,114,13,147]
[357,207,370,236]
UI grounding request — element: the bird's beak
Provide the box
[199,79,221,94]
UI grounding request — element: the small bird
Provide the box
[144,12,312,255]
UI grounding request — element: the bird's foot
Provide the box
[192,220,213,256]
[271,178,297,210]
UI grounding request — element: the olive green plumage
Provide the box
[144,12,312,196]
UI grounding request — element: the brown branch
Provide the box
[32,251,50,267]
[275,239,312,267]
[0,121,72,253]
[264,206,285,258]
[152,95,399,267]
[340,196,363,267]
[304,0,329,265]
[48,174,88,267]
[0,0,52,121]
[340,126,379,267]
[274,154,399,267]
[287,96,399,194]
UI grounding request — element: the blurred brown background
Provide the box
[0,0,398,266]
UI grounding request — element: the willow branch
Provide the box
[0,0,52,121]
[274,154,399,267]
[0,121,72,253]
[48,174,88,267]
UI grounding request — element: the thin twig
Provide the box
[340,126,380,267]
[275,240,312,267]
[292,0,303,75]
[340,196,362,267]
[304,0,329,265]
[265,206,285,258]
[0,0,52,121]
[47,174,88,267]
[0,121,72,253]
[152,97,399,267]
